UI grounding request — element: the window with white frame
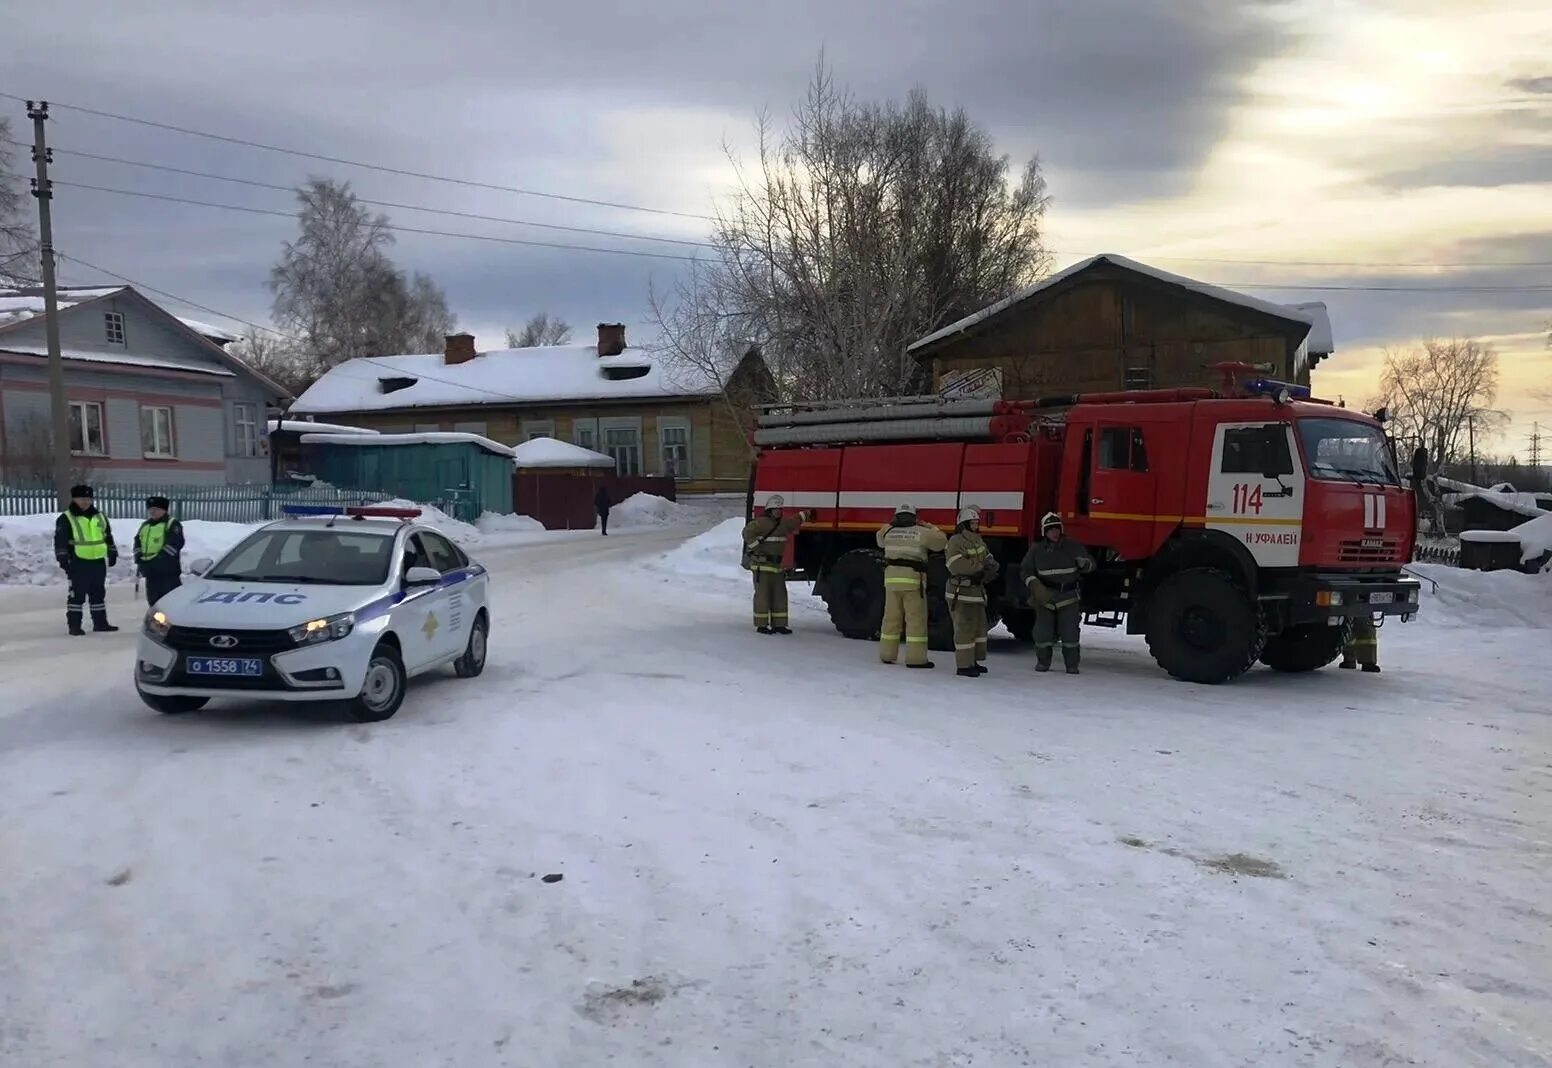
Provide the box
[573,418,599,451]
[233,403,258,457]
[659,421,691,479]
[603,426,642,475]
[68,401,106,455]
[104,311,126,346]
[141,405,175,458]
[522,420,555,441]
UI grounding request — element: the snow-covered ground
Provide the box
[2,519,1549,1068]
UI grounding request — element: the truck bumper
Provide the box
[1276,574,1422,626]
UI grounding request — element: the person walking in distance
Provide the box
[1020,512,1092,674]
[135,495,185,606]
[54,484,119,636]
[1339,617,1381,673]
[741,495,811,634]
[594,483,612,536]
[876,503,947,668]
[945,506,999,678]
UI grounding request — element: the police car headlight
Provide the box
[289,612,356,645]
[144,609,172,641]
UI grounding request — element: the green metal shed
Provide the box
[300,432,514,521]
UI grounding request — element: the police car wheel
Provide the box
[136,688,208,715]
[347,645,406,723]
[454,612,488,679]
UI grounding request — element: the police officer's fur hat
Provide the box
[69,484,93,499]
[146,495,171,510]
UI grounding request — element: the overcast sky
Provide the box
[5,0,1550,451]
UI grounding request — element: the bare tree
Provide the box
[269,178,455,366]
[0,413,94,485]
[1371,339,1507,469]
[655,62,1049,402]
[0,118,38,286]
[505,312,573,348]
[228,328,316,397]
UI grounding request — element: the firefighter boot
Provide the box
[1339,659,1356,669]
[956,667,978,678]
[1362,664,1382,674]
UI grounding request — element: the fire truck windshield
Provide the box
[1296,418,1401,486]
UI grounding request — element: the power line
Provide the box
[53,180,705,263]
[0,90,714,222]
[3,139,717,249]
[55,251,288,340]
[1128,252,1552,269]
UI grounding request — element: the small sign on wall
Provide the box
[939,367,1003,399]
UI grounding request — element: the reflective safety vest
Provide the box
[137,519,173,560]
[66,512,109,561]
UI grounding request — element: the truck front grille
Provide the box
[1338,538,1400,564]
[163,626,295,653]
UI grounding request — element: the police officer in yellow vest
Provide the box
[53,484,119,636]
[135,495,186,606]
[741,495,812,634]
[876,503,947,668]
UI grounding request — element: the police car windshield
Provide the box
[209,528,396,585]
[1296,418,1401,486]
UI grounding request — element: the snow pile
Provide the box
[511,437,614,468]
[0,513,255,586]
[608,492,687,529]
[474,512,546,538]
[1410,562,1552,629]
[652,516,746,580]
[1512,512,1552,566]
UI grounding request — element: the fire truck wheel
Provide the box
[1145,567,1266,684]
[1258,623,1347,673]
[824,549,885,641]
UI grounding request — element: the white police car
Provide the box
[135,506,490,721]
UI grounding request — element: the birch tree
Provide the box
[654,62,1049,401]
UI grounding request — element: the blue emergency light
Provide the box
[280,504,345,517]
[1243,378,1311,401]
[279,504,422,520]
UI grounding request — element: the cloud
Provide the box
[1508,75,1552,94]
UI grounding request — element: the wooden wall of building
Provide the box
[927,277,1305,400]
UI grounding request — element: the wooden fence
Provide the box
[0,482,389,523]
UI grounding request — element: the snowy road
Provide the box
[3,522,1550,1068]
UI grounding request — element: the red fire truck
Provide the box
[749,366,1421,684]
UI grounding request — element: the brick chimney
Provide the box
[596,322,626,358]
[444,332,477,366]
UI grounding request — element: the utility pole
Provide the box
[28,100,72,508]
[1467,412,1478,485]
[1528,422,1544,470]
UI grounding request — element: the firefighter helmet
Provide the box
[1040,511,1063,532]
[957,506,980,526]
[895,502,918,517]
[764,494,785,510]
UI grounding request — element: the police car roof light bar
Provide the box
[344,506,423,521]
[280,504,346,517]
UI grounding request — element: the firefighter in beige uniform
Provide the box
[742,495,812,634]
[945,506,999,677]
[876,503,947,668]
[1340,617,1380,673]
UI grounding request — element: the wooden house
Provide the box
[908,254,1334,399]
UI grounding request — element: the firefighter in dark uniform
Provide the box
[135,495,186,606]
[1019,511,1093,673]
[54,484,119,635]
[1340,617,1380,673]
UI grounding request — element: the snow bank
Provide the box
[1410,562,1552,629]
[653,516,746,581]
[511,437,614,468]
[0,513,255,586]
[1512,512,1552,565]
[609,492,687,530]
[474,512,545,538]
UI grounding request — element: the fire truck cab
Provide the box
[751,373,1421,684]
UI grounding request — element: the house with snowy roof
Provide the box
[290,323,773,495]
[0,284,286,485]
[908,254,1336,399]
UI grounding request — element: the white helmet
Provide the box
[957,506,980,526]
[895,502,917,517]
[1040,511,1063,532]
[764,494,784,510]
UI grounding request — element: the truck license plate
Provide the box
[186,657,263,677]
[1368,592,1395,605]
